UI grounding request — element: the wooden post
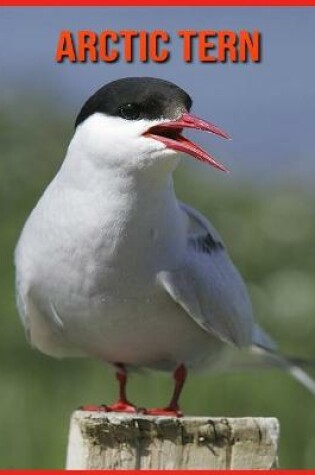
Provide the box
[66,411,279,469]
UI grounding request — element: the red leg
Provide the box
[80,364,137,413]
[144,364,187,417]
[106,364,137,412]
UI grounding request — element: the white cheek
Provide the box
[138,136,165,154]
[72,113,178,170]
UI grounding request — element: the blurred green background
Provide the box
[1,98,315,469]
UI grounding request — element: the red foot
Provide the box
[144,407,183,417]
[79,402,137,413]
[106,401,137,413]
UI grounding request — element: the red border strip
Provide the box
[1,0,315,5]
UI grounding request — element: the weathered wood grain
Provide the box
[66,411,279,469]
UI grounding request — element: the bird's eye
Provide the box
[119,103,141,120]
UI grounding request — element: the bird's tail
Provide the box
[252,346,315,396]
[206,325,315,396]
[288,364,315,396]
[251,324,315,396]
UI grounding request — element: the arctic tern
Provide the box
[15,77,315,415]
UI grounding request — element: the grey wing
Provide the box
[158,202,276,350]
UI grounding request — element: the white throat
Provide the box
[51,129,187,284]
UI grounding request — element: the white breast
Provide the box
[15,143,223,368]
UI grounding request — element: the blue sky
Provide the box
[1,7,315,183]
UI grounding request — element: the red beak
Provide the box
[144,112,230,172]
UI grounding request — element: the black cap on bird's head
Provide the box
[75,77,230,171]
[75,77,192,126]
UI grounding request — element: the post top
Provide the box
[67,411,280,469]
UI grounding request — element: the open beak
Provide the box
[143,112,230,172]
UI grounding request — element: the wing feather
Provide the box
[158,202,257,347]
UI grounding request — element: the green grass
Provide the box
[1,101,314,468]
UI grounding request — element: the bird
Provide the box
[15,76,315,416]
